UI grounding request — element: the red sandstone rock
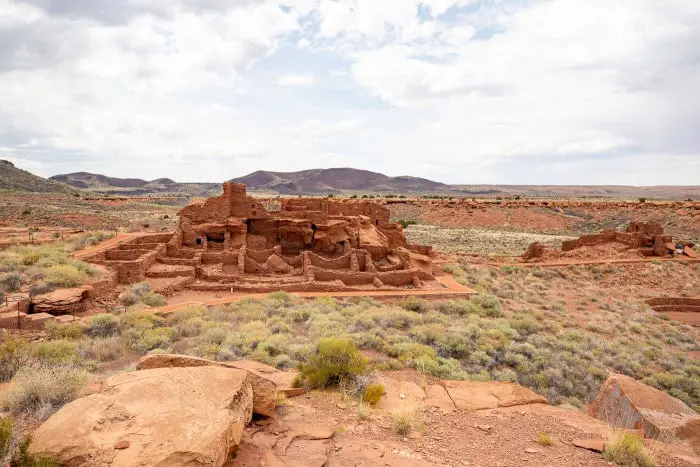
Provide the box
[443,380,548,411]
[572,439,605,452]
[29,367,253,466]
[136,354,278,417]
[589,373,700,451]
[31,286,93,314]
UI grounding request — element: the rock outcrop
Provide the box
[377,377,548,413]
[31,286,93,314]
[443,380,548,410]
[589,373,700,451]
[29,366,253,466]
[136,354,279,417]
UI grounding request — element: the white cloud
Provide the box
[276,73,316,86]
[0,0,699,184]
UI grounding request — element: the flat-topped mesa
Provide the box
[165,182,436,292]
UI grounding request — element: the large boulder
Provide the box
[443,380,548,411]
[136,354,278,417]
[31,286,93,314]
[589,373,700,449]
[29,366,253,467]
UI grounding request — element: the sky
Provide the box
[1,0,699,185]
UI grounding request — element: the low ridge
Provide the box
[0,159,75,193]
[232,167,451,194]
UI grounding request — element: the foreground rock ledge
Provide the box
[589,373,700,453]
[136,354,279,417]
[29,367,253,467]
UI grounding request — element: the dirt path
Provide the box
[71,233,136,259]
[153,275,476,315]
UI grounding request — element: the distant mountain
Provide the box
[49,171,218,197]
[232,168,452,194]
[0,160,75,193]
[50,172,178,190]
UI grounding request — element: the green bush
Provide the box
[2,365,89,416]
[603,433,655,467]
[44,321,85,340]
[30,340,80,365]
[0,418,11,461]
[362,383,385,406]
[0,272,21,292]
[388,342,436,362]
[141,292,166,307]
[119,291,141,306]
[29,281,53,297]
[0,337,30,382]
[467,294,503,317]
[399,296,428,313]
[137,328,176,352]
[78,337,125,362]
[87,314,121,337]
[298,338,367,388]
[43,265,87,288]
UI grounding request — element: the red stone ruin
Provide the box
[82,183,438,293]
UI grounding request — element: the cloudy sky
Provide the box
[1,0,699,185]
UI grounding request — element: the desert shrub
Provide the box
[467,294,502,317]
[414,355,468,380]
[119,291,141,306]
[0,416,11,462]
[137,328,176,352]
[2,364,90,417]
[388,342,437,362]
[267,291,293,303]
[131,282,151,297]
[436,299,471,315]
[604,433,655,467]
[362,383,385,406]
[202,327,229,345]
[141,292,166,307]
[44,321,85,340]
[87,314,121,338]
[43,265,87,288]
[537,432,554,446]
[0,337,30,382]
[167,306,205,325]
[78,337,125,362]
[298,338,367,388]
[30,340,80,365]
[0,272,21,292]
[28,281,52,297]
[391,411,414,435]
[119,311,163,330]
[399,296,428,313]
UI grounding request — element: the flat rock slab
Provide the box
[589,373,700,450]
[30,366,253,467]
[137,354,278,416]
[443,380,548,411]
[572,439,606,453]
[377,378,427,413]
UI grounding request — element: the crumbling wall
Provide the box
[246,248,276,263]
[308,251,352,270]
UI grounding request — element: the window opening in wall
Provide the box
[196,237,202,245]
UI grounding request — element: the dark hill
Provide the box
[232,168,450,194]
[0,160,75,193]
